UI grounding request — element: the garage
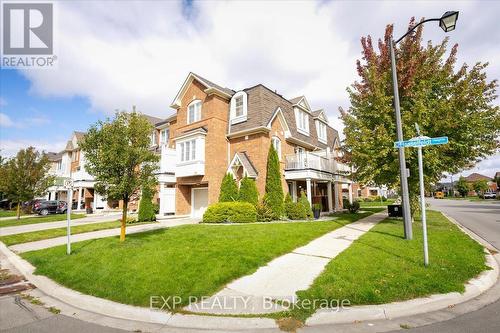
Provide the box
[192,187,208,218]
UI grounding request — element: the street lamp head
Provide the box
[439,11,459,32]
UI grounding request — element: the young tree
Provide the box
[455,177,470,198]
[219,173,239,202]
[238,176,259,206]
[473,179,489,196]
[138,185,156,222]
[298,191,313,219]
[79,111,159,241]
[263,145,284,219]
[341,19,500,200]
[0,148,53,219]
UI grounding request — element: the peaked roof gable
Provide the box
[290,96,311,112]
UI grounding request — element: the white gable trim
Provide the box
[267,107,291,138]
[313,110,329,124]
[227,154,256,179]
[170,73,231,109]
[293,96,312,113]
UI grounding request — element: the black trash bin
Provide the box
[388,204,403,217]
[86,207,93,214]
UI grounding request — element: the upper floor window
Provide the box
[230,91,248,124]
[150,131,157,146]
[188,100,202,124]
[160,128,169,145]
[179,139,197,162]
[295,108,309,135]
[316,121,327,143]
[271,136,281,160]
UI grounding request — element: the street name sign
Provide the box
[394,136,448,148]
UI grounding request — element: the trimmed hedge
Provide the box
[203,202,257,223]
[284,193,308,220]
[298,191,313,219]
[138,186,156,222]
[219,173,239,202]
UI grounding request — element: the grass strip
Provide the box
[0,213,85,228]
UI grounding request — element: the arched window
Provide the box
[187,100,202,124]
[230,91,248,124]
[272,136,281,160]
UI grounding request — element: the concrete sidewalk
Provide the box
[186,211,387,315]
[0,213,124,236]
[9,217,198,253]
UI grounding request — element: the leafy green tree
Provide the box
[298,191,313,219]
[219,173,239,202]
[238,176,259,206]
[0,147,53,219]
[138,185,156,222]
[263,145,284,219]
[473,179,489,196]
[79,111,159,241]
[455,177,470,198]
[341,19,500,202]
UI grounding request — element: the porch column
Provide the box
[348,182,353,204]
[327,181,333,213]
[306,178,312,206]
[292,181,298,202]
[51,190,56,200]
[159,183,165,215]
[77,187,82,210]
[334,183,341,211]
[93,190,98,210]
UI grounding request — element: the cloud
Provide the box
[442,153,500,181]
[0,112,50,129]
[0,97,6,107]
[0,139,66,157]
[0,113,14,127]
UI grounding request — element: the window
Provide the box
[316,121,327,143]
[271,136,281,160]
[295,109,309,135]
[230,91,248,124]
[188,100,202,124]
[160,128,169,145]
[179,139,197,162]
[150,131,157,146]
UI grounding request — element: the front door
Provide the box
[192,188,208,218]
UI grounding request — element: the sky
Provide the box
[0,0,498,179]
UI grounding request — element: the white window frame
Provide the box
[179,139,197,162]
[271,136,282,161]
[295,108,309,136]
[150,131,157,146]
[160,128,169,145]
[230,91,248,124]
[316,120,327,144]
[187,100,202,124]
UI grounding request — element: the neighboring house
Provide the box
[464,172,498,195]
[350,183,391,200]
[156,73,351,217]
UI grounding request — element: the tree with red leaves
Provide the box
[341,18,499,201]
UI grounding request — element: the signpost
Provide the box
[64,179,73,255]
[394,126,449,266]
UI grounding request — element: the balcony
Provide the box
[158,145,176,183]
[284,152,351,181]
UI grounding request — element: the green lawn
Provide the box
[0,210,19,218]
[359,199,395,207]
[441,196,495,202]
[22,211,375,309]
[0,220,155,246]
[282,210,488,321]
[0,214,85,228]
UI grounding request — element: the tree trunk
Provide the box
[16,202,21,220]
[120,198,128,242]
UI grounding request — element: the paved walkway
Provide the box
[9,217,199,253]
[186,211,387,315]
[0,213,125,236]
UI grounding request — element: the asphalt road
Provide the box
[394,198,500,333]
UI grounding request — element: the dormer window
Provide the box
[188,100,202,124]
[295,108,309,136]
[316,121,327,144]
[230,91,248,124]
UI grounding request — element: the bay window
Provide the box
[179,139,197,162]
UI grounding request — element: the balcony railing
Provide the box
[285,152,351,175]
[160,145,176,174]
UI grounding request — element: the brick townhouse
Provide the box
[156,73,352,217]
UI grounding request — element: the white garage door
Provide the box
[192,188,208,218]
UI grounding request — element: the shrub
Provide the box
[347,200,360,213]
[138,186,156,222]
[203,202,257,223]
[284,194,307,220]
[256,201,274,222]
[219,173,239,202]
[298,191,313,219]
[342,198,350,208]
[152,203,160,214]
[263,145,284,219]
[238,177,259,206]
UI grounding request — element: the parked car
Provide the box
[434,191,444,199]
[483,191,497,199]
[33,200,68,215]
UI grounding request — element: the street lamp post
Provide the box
[390,11,459,240]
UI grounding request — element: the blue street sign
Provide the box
[394,136,448,148]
